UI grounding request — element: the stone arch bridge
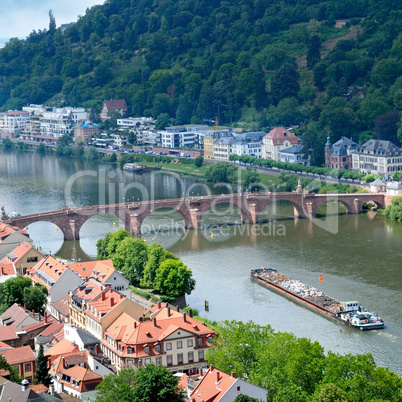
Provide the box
[3,192,385,241]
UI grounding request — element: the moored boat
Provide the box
[123,163,158,173]
[251,268,384,330]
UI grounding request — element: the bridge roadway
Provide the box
[3,192,386,241]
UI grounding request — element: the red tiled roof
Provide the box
[0,368,10,376]
[0,263,16,276]
[263,127,298,145]
[0,341,12,350]
[58,365,102,392]
[26,255,69,290]
[0,325,19,342]
[4,111,29,116]
[68,260,115,283]
[37,320,63,337]
[1,345,35,365]
[0,304,38,330]
[51,294,70,318]
[49,350,88,377]
[1,242,40,265]
[104,99,127,110]
[45,339,79,358]
[72,277,104,302]
[29,384,49,393]
[0,222,27,241]
[190,367,237,402]
[85,288,125,320]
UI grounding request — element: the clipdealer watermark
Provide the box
[64,167,341,241]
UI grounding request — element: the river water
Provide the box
[1,150,401,375]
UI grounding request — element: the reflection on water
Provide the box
[1,151,402,375]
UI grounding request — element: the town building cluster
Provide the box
[2,99,402,179]
[0,221,270,400]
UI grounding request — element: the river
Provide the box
[1,150,401,375]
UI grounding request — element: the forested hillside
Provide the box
[0,0,401,164]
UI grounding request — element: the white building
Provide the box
[280,144,310,166]
[2,111,30,135]
[351,139,402,179]
[161,125,209,149]
[40,107,88,139]
[386,181,402,195]
[117,117,154,130]
[231,132,266,158]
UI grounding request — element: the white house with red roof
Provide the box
[101,99,128,120]
[102,302,216,374]
[261,127,299,161]
[190,366,267,402]
[68,259,129,292]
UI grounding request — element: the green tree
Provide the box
[271,62,300,105]
[96,368,137,402]
[23,284,48,315]
[113,237,148,285]
[307,34,321,69]
[155,259,195,296]
[155,113,171,130]
[194,155,203,168]
[3,138,13,150]
[96,365,185,402]
[37,143,46,155]
[311,383,348,402]
[207,320,273,379]
[35,343,52,387]
[205,162,237,183]
[234,395,261,402]
[0,355,22,383]
[140,243,176,288]
[242,168,260,190]
[85,146,99,160]
[96,229,131,260]
[1,276,33,307]
[382,196,402,221]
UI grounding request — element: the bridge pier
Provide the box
[68,219,80,241]
[188,209,201,230]
[353,198,360,214]
[249,204,258,224]
[129,214,141,236]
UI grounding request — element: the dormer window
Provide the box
[144,346,150,354]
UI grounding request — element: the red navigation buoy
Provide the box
[319,275,323,281]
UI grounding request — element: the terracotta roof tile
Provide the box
[1,345,35,365]
[1,242,39,265]
[190,367,237,402]
[68,260,115,283]
[0,263,16,276]
[45,339,79,358]
[263,127,298,145]
[51,294,70,318]
[104,99,127,110]
[0,324,19,342]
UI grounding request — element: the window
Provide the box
[27,257,38,263]
[177,353,183,364]
[187,339,193,347]
[177,340,182,349]
[155,344,161,352]
[144,346,150,354]
[24,363,32,372]
[26,376,32,384]
[188,352,193,362]
[198,350,204,361]
[167,355,172,366]
[145,358,151,365]
[198,338,203,346]
[156,357,162,366]
[166,342,172,350]
[127,347,133,354]
[207,336,213,344]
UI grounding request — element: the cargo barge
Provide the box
[251,268,384,330]
[123,163,159,173]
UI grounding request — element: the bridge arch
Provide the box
[311,197,355,217]
[254,198,306,222]
[79,213,125,239]
[140,206,191,234]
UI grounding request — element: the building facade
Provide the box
[325,136,358,170]
[351,139,402,178]
[280,144,311,166]
[261,127,299,161]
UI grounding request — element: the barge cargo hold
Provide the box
[251,268,384,331]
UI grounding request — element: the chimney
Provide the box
[32,309,35,317]
[39,313,41,321]
[231,372,235,378]
[189,309,193,318]
[167,306,171,317]
[24,304,27,310]
[110,298,115,307]
[101,292,105,301]
[139,316,143,322]
[44,311,48,323]
[183,313,186,323]
[199,368,203,377]
[153,318,157,327]
[95,345,99,354]
[157,301,161,309]
[21,379,29,392]
[134,321,137,328]
[216,371,220,382]
[62,356,66,368]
